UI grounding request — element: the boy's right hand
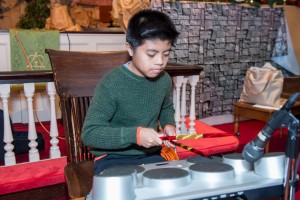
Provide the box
[139,128,162,148]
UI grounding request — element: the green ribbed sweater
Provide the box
[81,65,175,157]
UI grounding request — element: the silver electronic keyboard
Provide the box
[87,152,285,200]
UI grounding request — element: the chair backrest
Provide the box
[46,49,130,163]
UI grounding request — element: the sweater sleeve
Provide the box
[81,82,137,150]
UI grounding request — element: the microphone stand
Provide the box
[270,92,300,200]
[283,113,299,200]
[241,92,300,199]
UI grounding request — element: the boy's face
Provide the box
[126,39,172,78]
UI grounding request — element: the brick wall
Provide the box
[152,1,287,118]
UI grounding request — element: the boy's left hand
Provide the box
[163,125,176,148]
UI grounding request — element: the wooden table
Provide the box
[234,76,300,136]
[233,101,276,135]
[233,100,300,152]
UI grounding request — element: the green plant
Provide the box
[17,0,50,29]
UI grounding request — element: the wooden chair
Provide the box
[234,77,300,141]
[46,49,131,199]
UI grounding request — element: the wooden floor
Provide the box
[0,183,68,200]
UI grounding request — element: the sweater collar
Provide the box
[120,64,164,82]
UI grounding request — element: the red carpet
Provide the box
[0,121,67,198]
[213,120,291,153]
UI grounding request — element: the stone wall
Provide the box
[152,1,287,118]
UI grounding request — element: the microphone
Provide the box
[242,92,300,162]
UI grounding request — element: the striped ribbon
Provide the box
[162,132,234,157]
[170,140,206,156]
[160,132,233,141]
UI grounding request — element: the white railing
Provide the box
[0,66,202,166]
[173,75,200,135]
[166,63,202,135]
[0,71,61,166]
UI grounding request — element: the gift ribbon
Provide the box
[159,132,233,141]
[160,132,234,157]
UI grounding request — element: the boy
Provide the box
[81,9,180,174]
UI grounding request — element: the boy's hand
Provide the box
[163,125,176,148]
[139,128,162,148]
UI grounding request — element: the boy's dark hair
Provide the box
[126,9,179,51]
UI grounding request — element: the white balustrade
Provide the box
[172,75,200,135]
[24,83,40,162]
[1,74,199,166]
[173,76,184,134]
[0,84,16,166]
[47,82,61,159]
[180,78,189,134]
[188,75,200,134]
[0,82,61,166]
